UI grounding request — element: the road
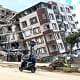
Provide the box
[0,66,80,80]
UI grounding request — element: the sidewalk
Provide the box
[0,61,50,67]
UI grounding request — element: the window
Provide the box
[72,24,76,29]
[53,6,59,14]
[23,30,31,37]
[1,10,5,13]
[51,45,57,51]
[42,14,47,19]
[48,4,52,9]
[44,24,50,30]
[21,21,27,28]
[56,14,59,19]
[8,26,12,31]
[30,16,38,25]
[60,7,64,12]
[66,7,71,13]
[49,13,54,20]
[46,34,53,41]
[62,15,66,21]
[49,34,53,40]
[36,37,44,44]
[64,24,69,31]
[6,12,10,15]
[55,33,60,39]
[57,33,60,39]
[49,45,57,52]
[37,47,46,54]
[46,25,50,29]
[70,24,76,29]
[68,16,73,21]
[53,5,57,9]
[59,43,64,49]
[13,13,15,15]
[1,16,4,18]
[52,23,57,30]
[56,14,61,20]
[33,27,41,34]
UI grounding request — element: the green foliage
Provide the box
[66,31,80,54]
[66,32,79,46]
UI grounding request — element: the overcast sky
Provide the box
[0,0,79,12]
[0,0,80,28]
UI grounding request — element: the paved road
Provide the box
[0,67,80,80]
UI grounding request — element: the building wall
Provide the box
[0,1,77,58]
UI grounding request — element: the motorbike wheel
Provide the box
[19,67,23,72]
[31,67,36,73]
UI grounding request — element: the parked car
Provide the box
[49,60,64,70]
[49,56,65,70]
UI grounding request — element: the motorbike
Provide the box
[19,60,36,73]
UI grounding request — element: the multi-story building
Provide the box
[0,6,25,61]
[0,1,78,59]
[13,1,78,58]
[0,5,17,50]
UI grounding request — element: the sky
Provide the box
[0,0,80,28]
[0,0,79,12]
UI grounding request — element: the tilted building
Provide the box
[0,1,79,59]
[11,1,78,58]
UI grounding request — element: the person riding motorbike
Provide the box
[21,51,36,68]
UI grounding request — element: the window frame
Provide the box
[33,27,41,34]
[21,21,27,28]
[30,16,38,25]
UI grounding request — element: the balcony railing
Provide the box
[43,29,53,34]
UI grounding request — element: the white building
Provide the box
[16,1,78,58]
[0,1,79,59]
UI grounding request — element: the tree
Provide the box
[66,32,80,54]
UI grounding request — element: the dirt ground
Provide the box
[0,66,80,80]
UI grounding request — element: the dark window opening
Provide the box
[61,15,66,21]
[68,16,73,21]
[13,13,15,15]
[1,10,5,13]
[48,4,52,9]
[49,13,54,20]
[1,16,4,18]
[8,26,12,31]
[60,7,64,12]
[21,21,27,28]
[47,25,50,29]
[33,27,41,34]
[30,17,38,25]
[11,42,19,49]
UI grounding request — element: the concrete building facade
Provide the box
[0,1,79,59]
[16,1,78,58]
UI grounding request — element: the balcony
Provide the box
[54,9,59,14]
[46,39,56,45]
[0,37,7,43]
[43,29,53,34]
[53,5,59,14]
[55,14,62,22]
